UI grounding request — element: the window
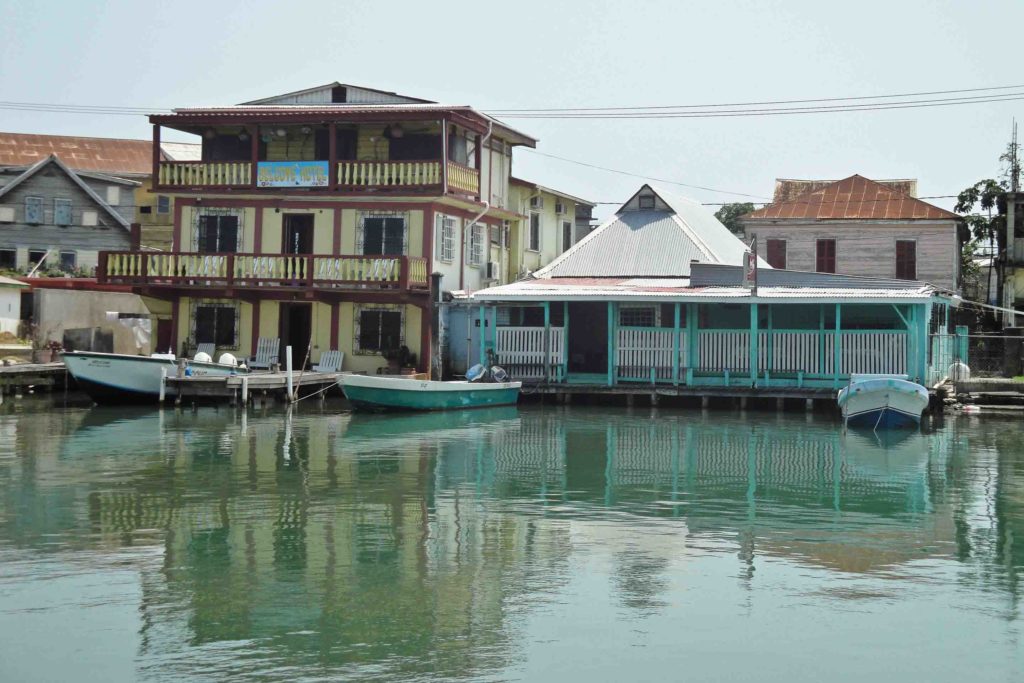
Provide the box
[54,199,72,226]
[896,240,917,280]
[0,206,13,223]
[562,220,573,252]
[638,195,656,209]
[25,196,43,224]
[194,304,237,347]
[447,128,468,165]
[0,250,15,269]
[59,251,76,271]
[106,186,120,206]
[438,216,455,263]
[467,223,484,266]
[197,214,239,253]
[28,249,47,266]
[82,210,98,226]
[620,306,657,327]
[157,196,170,214]
[490,225,501,246]
[766,238,786,269]
[816,239,836,273]
[362,216,405,255]
[529,213,541,251]
[357,308,403,353]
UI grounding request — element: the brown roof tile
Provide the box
[747,175,958,221]
[0,132,154,175]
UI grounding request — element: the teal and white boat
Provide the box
[339,374,521,412]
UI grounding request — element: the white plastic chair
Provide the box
[313,350,343,373]
[249,337,280,370]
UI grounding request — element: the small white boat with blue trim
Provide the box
[339,364,521,412]
[837,374,929,429]
[63,350,246,404]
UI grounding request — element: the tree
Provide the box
[714,202,756,236]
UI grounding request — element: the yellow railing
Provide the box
[337,161,441,187]
[158,162,251,187]
[446,161,480,195]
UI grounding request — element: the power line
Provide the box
[488,84,1024,113]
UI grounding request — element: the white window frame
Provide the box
[82,210,98,227]
[619,305,658,327]
[528,212,541,251]
[438,215,455,263]
[59,250,77,271]
[561,220,573,252]
[106,186,120,206]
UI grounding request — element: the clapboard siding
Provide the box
[744,221,958,291]
[0,167,130,268]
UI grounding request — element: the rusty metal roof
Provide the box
[746,175,958,221]
[773,177,917,202]
[0,132,201,176]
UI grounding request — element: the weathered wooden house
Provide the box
[0,155,137,273]
[739,175,961,291]
[470,184,960,394]
[95,81,589,373]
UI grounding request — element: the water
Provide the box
[0,401,1021,682]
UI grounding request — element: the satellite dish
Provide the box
[466,364,486,382]
[490,366,508,382]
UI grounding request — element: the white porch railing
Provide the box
[758,331,820,374]
[698,331,751,371]
[839,331,907,375]
[617,328,680,381]
[495,327,564,380]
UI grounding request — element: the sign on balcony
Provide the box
[257,161,329,188]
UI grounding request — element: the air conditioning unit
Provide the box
[485,261,500,281]
[529,196,544,210]
[555,201,565,215]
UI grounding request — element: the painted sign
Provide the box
[256,161,330,188]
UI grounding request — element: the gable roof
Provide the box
[0,132,201,176]
[0,155,130,229]
[239,81,433,106]
[773,178,917,203]
[745,174,958,221]
[534,184,757,279]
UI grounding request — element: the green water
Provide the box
[0,402,1021,682]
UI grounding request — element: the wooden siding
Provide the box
[0,167,130,269]
[743,221,959,290]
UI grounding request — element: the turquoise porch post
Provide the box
[765,305,773,386]
[478,305,486,367]
[749,302,759,386]
[672,302,681,385]
[818,304,825,376]
[918,302,932,384]
[562,301,569,382]
[607,302,615,386]
[833,303,842,388]
[490,306,497,365]
[686,303,697,385]
[543,301,551,381]
[955,324,969,365]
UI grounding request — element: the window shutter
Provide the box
[766,239,786,269]
[359,310,381,350]
[218,216,239,253]
[195,307,216,343]
[383,217,404,254]
[25,197,43,224]
[363,218,385,255]
[215,307,236,346]
[380,312,402,351]
[54,199,72,226]
[896,240,916,280]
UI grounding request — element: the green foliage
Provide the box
[714,203,756,236]
[955,178,1005,247]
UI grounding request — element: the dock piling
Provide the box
[286,346,294,402]
[159,368,167,403]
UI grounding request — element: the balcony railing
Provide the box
[155,160,481,196]
[158,161,251,187]
[98,251,430,291]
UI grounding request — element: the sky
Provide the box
[1,0,1022,219]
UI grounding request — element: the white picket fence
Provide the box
[838,332,907,375]
[616,329,682,380]
[494,327,564,380]
[698,331,751,371]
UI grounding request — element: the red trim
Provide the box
[332,208,342,255]
[174,197,433,211]
[152,125,161,176]
[171,199,183,251]
[250,300,260,357]
[418,303,431,374]
[423,206,434,273]
[249,125,259,190]
[328,122,338,192]
[329,302,339,349]
[19,277,133,293]
[253,208,263,252]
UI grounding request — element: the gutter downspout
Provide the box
[460,120,493,291]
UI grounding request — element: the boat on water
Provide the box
[63,351,245,404]
[837,374,929,429]
[339,373,521,412]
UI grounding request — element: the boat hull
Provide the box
[63,351,242,404]
[340,374,521,412]
[837,375,929,429]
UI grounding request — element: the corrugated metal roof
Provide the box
[773,178,917,202]
[690,263,934,290]
[472,277,936,303]
[0,132,201,176]
[745,175,958,221]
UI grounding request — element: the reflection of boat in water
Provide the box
[837,374,929,429]
[64,351,245,404]
[339,374,521,412]
[339,406,521,452]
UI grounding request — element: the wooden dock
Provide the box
[0,362,67,396]
[165,370,342,405]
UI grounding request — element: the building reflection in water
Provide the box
[1,403,1020,678]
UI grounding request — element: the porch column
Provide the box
[562,301,569,382]
[419,304,431,375]
[490,306,498,367]
[249,125,259,190]
[328,122,338,191]
[441,118,449,195]
[543,301,551,381]
[918,302,932,384]
[478,305,486,367]
[151,124,161,187]
[607,301,615,386]
[833,303,842,388]
[765,305,773,386]
[672,302,681,385]
[818,304,825,377]
[251,301,261,358]
[686,303,697,385]
[749,302,759,386]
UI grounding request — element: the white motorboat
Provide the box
[63,351,246,404]
[837,374,929,429]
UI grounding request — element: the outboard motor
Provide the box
[490,365,509,383]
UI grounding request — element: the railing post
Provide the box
[399,256,410,291]
[563,301,569,382]
[749,301,758,386]
[834,303,842,388]
[306,254,314,287]
[97,252,108,284]
[328,122,338,191]
[686,303,697,385]
[226,254,235,286]
[139,251,148,282]
[672,302,681,385]
[543,301,551,381]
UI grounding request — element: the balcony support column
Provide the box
[441,118,449,195]
[329,302,339,351]
[249,125,259,189]
[328,122,338,191]
[152,125,161,187]
[250,301,261,359]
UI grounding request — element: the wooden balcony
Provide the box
[97,251,430,291]
[154,159,481,196]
